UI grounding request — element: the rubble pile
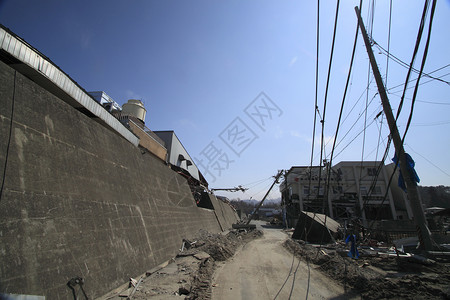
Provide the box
[284,239,450,299]
[181,229,263,299]
[102,229,262,300]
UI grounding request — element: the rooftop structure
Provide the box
[88,91,122,113]
[0,24,139,147]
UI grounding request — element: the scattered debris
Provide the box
[193,251,211,260]
[127,277,143,300]
[101,228,263,300]
[283,237,450,299]
[67,277,88,300]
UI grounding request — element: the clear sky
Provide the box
[1,0,449,201]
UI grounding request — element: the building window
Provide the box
[333,186,343,194]
[303,186,310,195]
[360,186,368,196]
[313,186,324,196]
[367,167,377,176]
[372,186,382,195]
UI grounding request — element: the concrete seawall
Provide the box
[0,60,239,299]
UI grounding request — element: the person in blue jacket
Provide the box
[346,232,360,259]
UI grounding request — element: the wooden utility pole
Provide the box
[245,170,284,226]
[354,7,433,251]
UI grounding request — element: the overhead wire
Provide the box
[359,136,392,220]
[387,67,450,93]
[404,120,450,127]
[333,94,380,155]
[365,0,438,228]
[415,99,450,106]
[243,176,273,189]
[405,144,450,178]
[309,0,321,171]
[396,0,431,121]
[359,65,370,188]
[385,0,393,88]
[325,0,362,223]
[388,91,450,106]
[312,0,341,216]
[364,127,390,160]
[307,0,321,219]
[272,250,297,300]
[374,41,450,86]
[401,0,437,143]
[374,113,384,161]
[305,1,344,292]
[341,77,375,128]
[333,116,378,160]
[302,1,322,297]
[358,0,377,204]
[248,181,275,201]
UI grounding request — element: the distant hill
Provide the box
[418,185,450,208]
[230,198,281,215]
[236,198,281,205]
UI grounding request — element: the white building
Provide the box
[280,161,412,227]
[154,131,201,182]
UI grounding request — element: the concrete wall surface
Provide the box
[0,61,238,299]
[128,120,167,162]
[208,194,240,231]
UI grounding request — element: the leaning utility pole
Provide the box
[210,185,248,193]
[245,170,284,226]
[355,7,433,251]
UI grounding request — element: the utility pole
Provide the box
[283,169,289,229]
[246,170,284,226]
[210,185,248,193]
[355,7,433,251]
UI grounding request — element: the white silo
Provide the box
[122,99,147,123]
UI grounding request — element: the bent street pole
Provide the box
[246,170,283,226]
[354,7,433,251]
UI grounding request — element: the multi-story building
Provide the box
[280,161,413,227]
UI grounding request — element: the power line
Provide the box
[325,0,362,231]
[341,77,375,127]
[308,0,321,202]
[416,99,450,105]
[374,113,384,161]
[405,144,450,178]
[333,95,380,154]
[398,120,450,127]
[334,117,378,160]
[396,0,432,121]
[374,41,450,86]
[385,0,393,88]
[242,176,273,189]
[387,65,450,92]
[388,92,450,106]
[317,0,341,216]
[402,0,437,143]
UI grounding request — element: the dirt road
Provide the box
[211,221,358,300]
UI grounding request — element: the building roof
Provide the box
[0,24,139,147]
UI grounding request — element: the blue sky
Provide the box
[1,0,449,201]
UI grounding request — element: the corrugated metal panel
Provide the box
[0,26,139,147]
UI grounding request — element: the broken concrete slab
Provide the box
[292,211,341,244]
[193,251,211,260]
[158,263,178,275]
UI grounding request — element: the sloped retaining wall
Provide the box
[0,61,239,299]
